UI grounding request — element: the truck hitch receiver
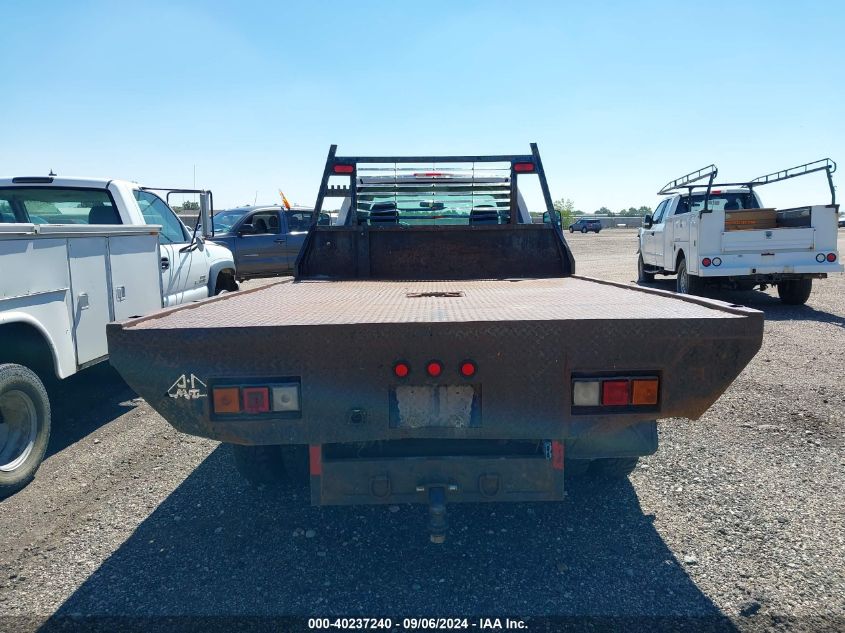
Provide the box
[427,486,447,544]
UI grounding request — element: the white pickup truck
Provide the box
[637,160,842,305]
[0,176,235,496]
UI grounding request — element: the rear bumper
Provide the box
[107,304,762,447]
[697,255,842,278]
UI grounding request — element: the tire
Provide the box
[581,227,587,234]
[637,254,655,283]
[589,457,639,479]
[569,227,574,234]
[675,257,700,295]
[777,278,812,305]
[214,273,239,296]
[230,444,308,487]
[0,364,51,499]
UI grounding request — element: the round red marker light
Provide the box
[460,361,477,378]
[827,253,837,262]
[393,362,410,378]
[702,257,712,267]
[426,361,443,377]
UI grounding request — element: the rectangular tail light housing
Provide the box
[211,379,302,418]
[571,374,660,414]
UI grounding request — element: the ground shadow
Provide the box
[45,363,138,459]
[43,446,738,631]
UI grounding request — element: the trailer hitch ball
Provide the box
[427,486,448,544]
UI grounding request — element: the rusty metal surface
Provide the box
[316,455,562,505]
[107,282,763,447]
[128,277,750,330]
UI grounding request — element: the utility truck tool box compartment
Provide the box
[724,208,777,231]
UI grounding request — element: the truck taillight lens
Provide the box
[572,376,659,410]
[702,257,712,267]
[393,361,410,378]
[827,253,837,262]
[333,164,354,174]
[212,387,240,414]
[631,379,659,405]
[212,382,301,415]
[602,380,629,405]
[513,162,535,173]
[460,361,477,378]
[426,361,443,377]
[243,387,270,414]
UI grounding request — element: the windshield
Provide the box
[213,209,249,233]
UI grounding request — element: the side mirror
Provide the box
[199,191,213,238]
[643,214,653,229]
[238,223,254,236]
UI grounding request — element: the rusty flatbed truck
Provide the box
[107,145,764,542]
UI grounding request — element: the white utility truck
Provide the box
[637,159,842,304]
[0,176,235,496]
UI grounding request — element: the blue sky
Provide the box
[2,0,842,212]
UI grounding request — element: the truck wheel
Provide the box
[637,254,655,283]
[589,457,639,479]
[230,444,308,487]
[777,278,812,305]
[675,257,700,295]
[214,272,239,296]
[0,364,51,499]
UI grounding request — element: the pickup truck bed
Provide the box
[108,276,762,446]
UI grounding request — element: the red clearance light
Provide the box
[601,380,630,406]
[702,257,712,267]
[711,190,722,194]
[827,253,837,262]
[513,162,534,173]
[333,164,354,174]
[242,387,270,414]
[426,361,443,378]
[459,361,477,378]
[393,361,410,378]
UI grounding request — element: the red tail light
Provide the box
[513,162,534,173]
[459,361,477,378]
[827,253,837,262]
[243,387,270,414]
[601,380,630,406]
[393,361,410,378]
[702,257,712,267]
[333,164,354,174]
[426,361,443,377]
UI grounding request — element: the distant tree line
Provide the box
[552,198,652,227]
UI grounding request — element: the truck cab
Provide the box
[0,177,237,303]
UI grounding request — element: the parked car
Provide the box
[568,218,602,233]
[207,205,330,280]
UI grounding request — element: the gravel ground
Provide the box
[1,229,843,632]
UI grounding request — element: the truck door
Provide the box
[643,200,668,266]
[235,209,287,277]
[282,210,315,270]
[664,196,691,271]
[134,190,209,306]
